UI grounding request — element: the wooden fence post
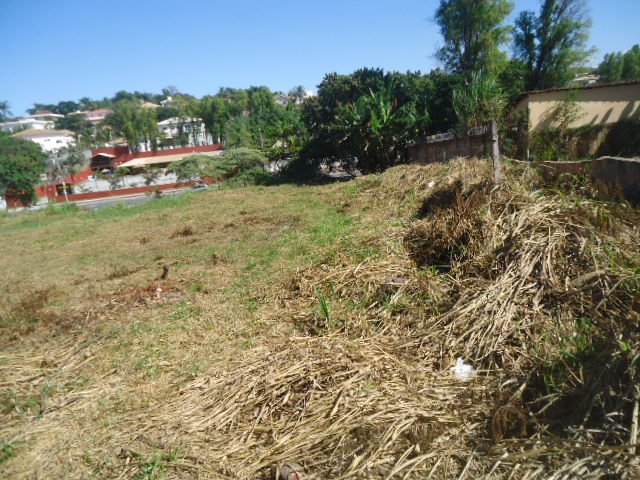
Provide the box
[491,120,502,183]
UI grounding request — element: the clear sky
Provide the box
[1,0,638,116]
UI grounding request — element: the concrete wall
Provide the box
[540,157,640,202]
[517,83,640,132]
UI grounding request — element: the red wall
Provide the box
[8,178,215,208]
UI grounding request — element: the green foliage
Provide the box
[0,100,12,121]
[529,91,581,161]
[434,0,514,76]
[314,285,332,329]
[104,100,160,152]
[222,148,268,171]
[168,149,268,184]
[301,68,435,173]
[0,131,47,206]
[0,440,17,465]
[452,69,505,127]
[54,115,93,133]
[597,44,640,83]
[333,77,424,172]
[513,0,593,90]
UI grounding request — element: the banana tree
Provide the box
[334,79,423,172]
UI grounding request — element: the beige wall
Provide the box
[517,83,640,132]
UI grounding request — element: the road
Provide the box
[76,189,184,210]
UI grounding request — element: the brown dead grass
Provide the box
[1,159,639,479]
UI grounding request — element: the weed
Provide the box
[0,440,17,466]
[134,448,181,479]
[314,285,332,329]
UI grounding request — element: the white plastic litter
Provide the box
[428,181,436,188]
[451,358,476,380]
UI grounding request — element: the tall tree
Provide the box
[0,100,12,121]
[434,0,514,77]
[597,45,640,82]
[513,0,593,90]
[105,100,159,152]
[0,132,47,206]
[199,96,229,144]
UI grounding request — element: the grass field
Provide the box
[1,160,639,479]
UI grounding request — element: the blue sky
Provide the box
[1,0,638,116]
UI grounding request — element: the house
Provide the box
[515,80,640,133]
[0,117,53,132]
[88,144,223,172]
[28,110,64,121]
[275,94,294,106]
[11,129,75,153]
[569,74,600,87]
[157,117,212,147]
[0,111,63,133]
[69,109,112,123]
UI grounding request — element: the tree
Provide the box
[513,0,594,90]
[597,45,640,82]
[333,78,424,172]
[105,100,160,152]
[56,101,80,115]
[434,0,514,77]
[199,96,229,143]
[55,115,93,133]
[0,132,47,206]
[288,86,306,103]
[452,70,505,127]
[168,149,267,182]
[0,100,12,121]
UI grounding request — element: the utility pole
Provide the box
[491,120,501,184]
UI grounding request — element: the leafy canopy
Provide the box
[167,148,267,182]
[434,0,514,77]
[0,131,47,205]
[513,0,593,90]
[597,45,640,83]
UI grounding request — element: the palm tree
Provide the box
[0,100,12,121]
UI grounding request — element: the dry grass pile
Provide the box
[1,158,640,479]
[145,336,488,479]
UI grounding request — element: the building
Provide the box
[69,109,112,124]
[11,129,75,153]
[515,80,640,133]
[0,111,64,133]
[27,110,64,121]
[157,117,212,147]
[89,144,223,172]
[275,94,294,106]
[0,118,53,132]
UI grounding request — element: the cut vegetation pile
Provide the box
[1,159,639,479]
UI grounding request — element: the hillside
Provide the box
[1,159,639,479]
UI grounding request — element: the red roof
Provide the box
[91,144,223,165]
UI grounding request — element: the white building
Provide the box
[157,117,212,147]
[0,110,64,133]
[11,129,75,153]
[69,108,112,124]
[0,118,54,132]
